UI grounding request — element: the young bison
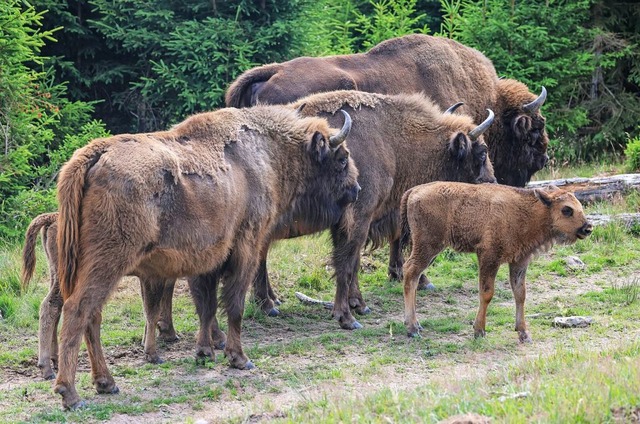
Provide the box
[400,182,593,342]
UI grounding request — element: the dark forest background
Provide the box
[1,0,639,238]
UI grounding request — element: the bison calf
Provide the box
[400,182,593,342]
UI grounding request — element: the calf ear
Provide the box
[534,188,553,207]
[308,131,329,163]
[449,133,469,160]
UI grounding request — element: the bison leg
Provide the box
[252,257,280,317]
[140,276,172,364]
[220,250,260,370]
[38,276,63,380]
[509,258,532,343]
[188,271,223,362]
[157,278,178,342]
[388,237,435,291]
[331,224,370,329]
[84,310,118,396]
[473,255,500,338]
[403,249,439,338]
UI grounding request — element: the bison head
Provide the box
[295,110,360,228]
[493,81,549,187]
[445,109,497,185]
[534,186,593,244]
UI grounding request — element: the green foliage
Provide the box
[624,133,640,172]
[443,0,640,161]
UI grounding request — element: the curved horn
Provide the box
[329,109,352,147]
[468,109,495,141]
[522,86,547,113]
[294,102,306,115]
[444,102,464,114]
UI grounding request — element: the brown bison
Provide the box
[22,213,183,380]
[253,90,497,330]
[400,182,593,342]
[226,34,549,188]
[53,105,358,410]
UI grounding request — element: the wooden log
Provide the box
[527,173,640,204]
[587,213,640,227]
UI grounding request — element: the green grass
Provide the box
[1,175,639,422]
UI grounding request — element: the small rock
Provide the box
[439,413,491,424]
[498,391,529,402]
[565,256,585,270]
[553,316,593,328]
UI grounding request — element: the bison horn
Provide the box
[444,102,464,114]
[468,109,495,141]
[295,103,306,115]
[522,86,547,113]
[329,109,352,147]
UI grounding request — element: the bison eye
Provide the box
[480,152,487,163]
[561,206,573,217]
[338,157,348,168]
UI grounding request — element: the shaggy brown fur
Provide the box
[53,105,359,410]
[21,213,185,381]
[225,34,549,187]
[400,182,593,341]
[253,90,496,330]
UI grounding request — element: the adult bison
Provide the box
[254,90,497,329]
[226,34,548,188]
[400,182,592,341]
[53,105,358,410]
[22,213,182,380]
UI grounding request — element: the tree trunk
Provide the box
[528,173,640,204]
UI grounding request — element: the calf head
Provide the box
[445,109,497,185]
[296,110,360,227]
[494,80,549,187]
[535,186,593,244]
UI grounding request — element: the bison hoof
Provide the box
[388,267,402,281]
[213,340,226,350]
[65,399,86,411]
[354,305,371,315]
[273,298,282,306]
[341,320,363,330]
[474,329,486,339]
[42,370,56,380]
[160,333,180,343]
[243,360,256,370]
[518,332,532,343]
[145,353,164,364]
[94,378,119,395]
[407,330,421,338]
[417,275,435,291]
[267,307,280,317]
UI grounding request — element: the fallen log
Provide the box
[587,213,640,227]
[527,173,640,204]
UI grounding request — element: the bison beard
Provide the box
[225,34,549,188]
[52,105,358,410]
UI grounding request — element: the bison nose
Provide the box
[579,222,593,237]
[351,182,362,201]
[477,175,497,184]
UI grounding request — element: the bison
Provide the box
[253,90,497,330]
[226,34,549,188]
[400,182,593,342]
[53,105,358,410]
[22,213,183,380]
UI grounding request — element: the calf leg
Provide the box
[509,258,532,343]
[403,248,439,338]
[389,237,435,290]
[473,255,500,338]
[157,278,178,342]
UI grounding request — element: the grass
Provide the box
[1,164,639,422]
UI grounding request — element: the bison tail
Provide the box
[57,140,108,300]
[21,212,58,290]
[225,63,282,107]
[399,188,413,254]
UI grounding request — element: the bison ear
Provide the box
[308,131,329,163]
[449,133,469,160]
[534,188,554,207]
[513,115,532,141]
